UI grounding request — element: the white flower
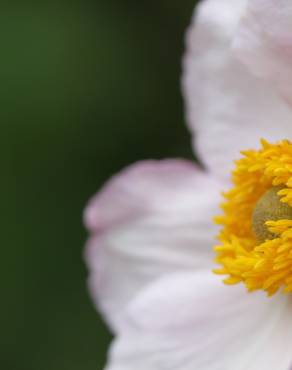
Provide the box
[84,1,292,369]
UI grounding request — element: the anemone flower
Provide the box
[84,1,292,369]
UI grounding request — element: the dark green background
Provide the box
[2,1,198,369]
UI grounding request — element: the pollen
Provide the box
[214,139,292,296]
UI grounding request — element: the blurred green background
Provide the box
[2,1,198,369]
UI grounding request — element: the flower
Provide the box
[84,0,292,369]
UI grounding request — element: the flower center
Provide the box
[252,186,292,242]
[214,139,292,295]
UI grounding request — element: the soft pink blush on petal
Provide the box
[105,271,292,370]
[234,0,292,106]
[182,0,292,180]
[84,159,223,332]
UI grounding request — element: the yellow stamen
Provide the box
[214,139,292,295]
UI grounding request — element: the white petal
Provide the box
[84,160,222,332]
[234,0,292,106]
[106,271,292,370]
[182,0,292,179]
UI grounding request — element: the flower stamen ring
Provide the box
[214,139,292,296]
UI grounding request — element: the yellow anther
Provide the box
[214,140,292,295]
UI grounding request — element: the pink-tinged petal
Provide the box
[84,160,223,332]
[105,271,292,370]
[234,0,292,106]
[182,0,292,179]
